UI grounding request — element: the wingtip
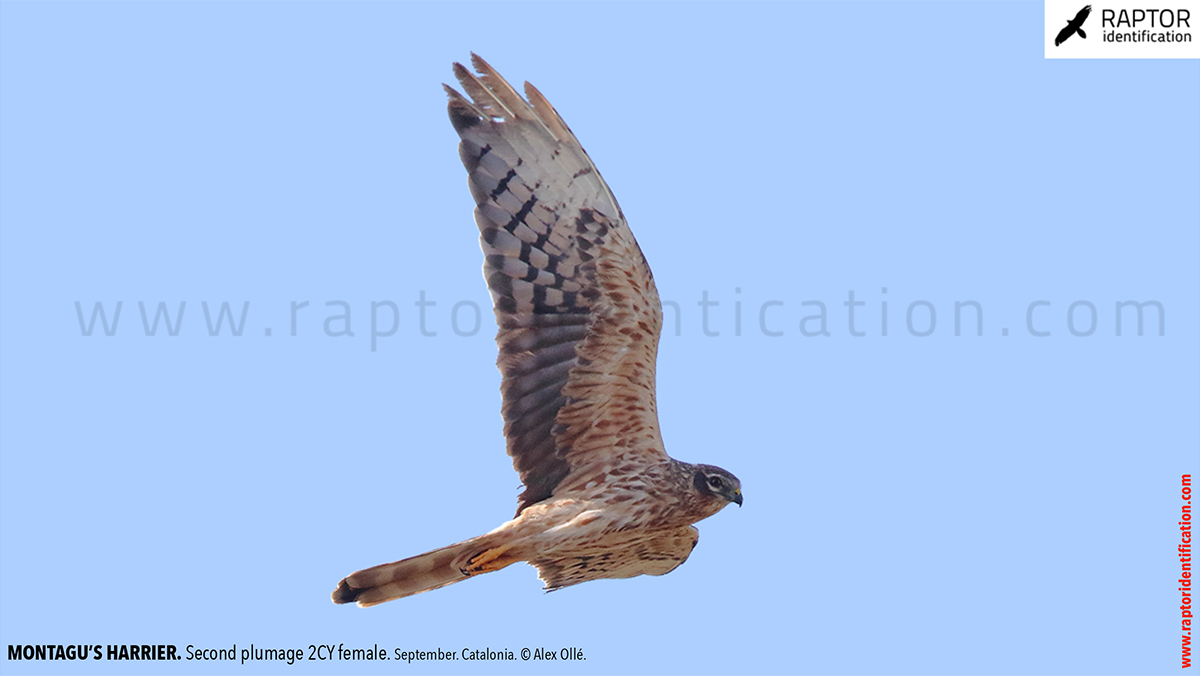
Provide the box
[451,61,471,85]
[445,79,485,132]
[447,99,484,133]
[469,52,492,74]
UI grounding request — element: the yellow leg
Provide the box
[462,544,516,575]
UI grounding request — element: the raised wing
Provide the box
[1073,5,1092,25]
[445,55,668,515]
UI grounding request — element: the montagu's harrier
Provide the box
[332,55,742,607]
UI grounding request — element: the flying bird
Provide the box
[331,55,742,607]
[1055,5,1092,46]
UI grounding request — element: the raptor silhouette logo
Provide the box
[1055,4,1093,46]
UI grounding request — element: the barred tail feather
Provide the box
[331,535,503,607]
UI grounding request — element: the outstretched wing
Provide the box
[1073,4,1092,25]
[445,55,668,515]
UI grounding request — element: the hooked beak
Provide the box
[731,488,743,507]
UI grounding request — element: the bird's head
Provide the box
[692,464,743,511]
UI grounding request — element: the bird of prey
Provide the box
[1055,5,1092,46]
[330,55,742,607]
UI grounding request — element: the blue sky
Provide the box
[1,2,1197,675]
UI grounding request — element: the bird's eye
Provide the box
[707,476,723,489]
